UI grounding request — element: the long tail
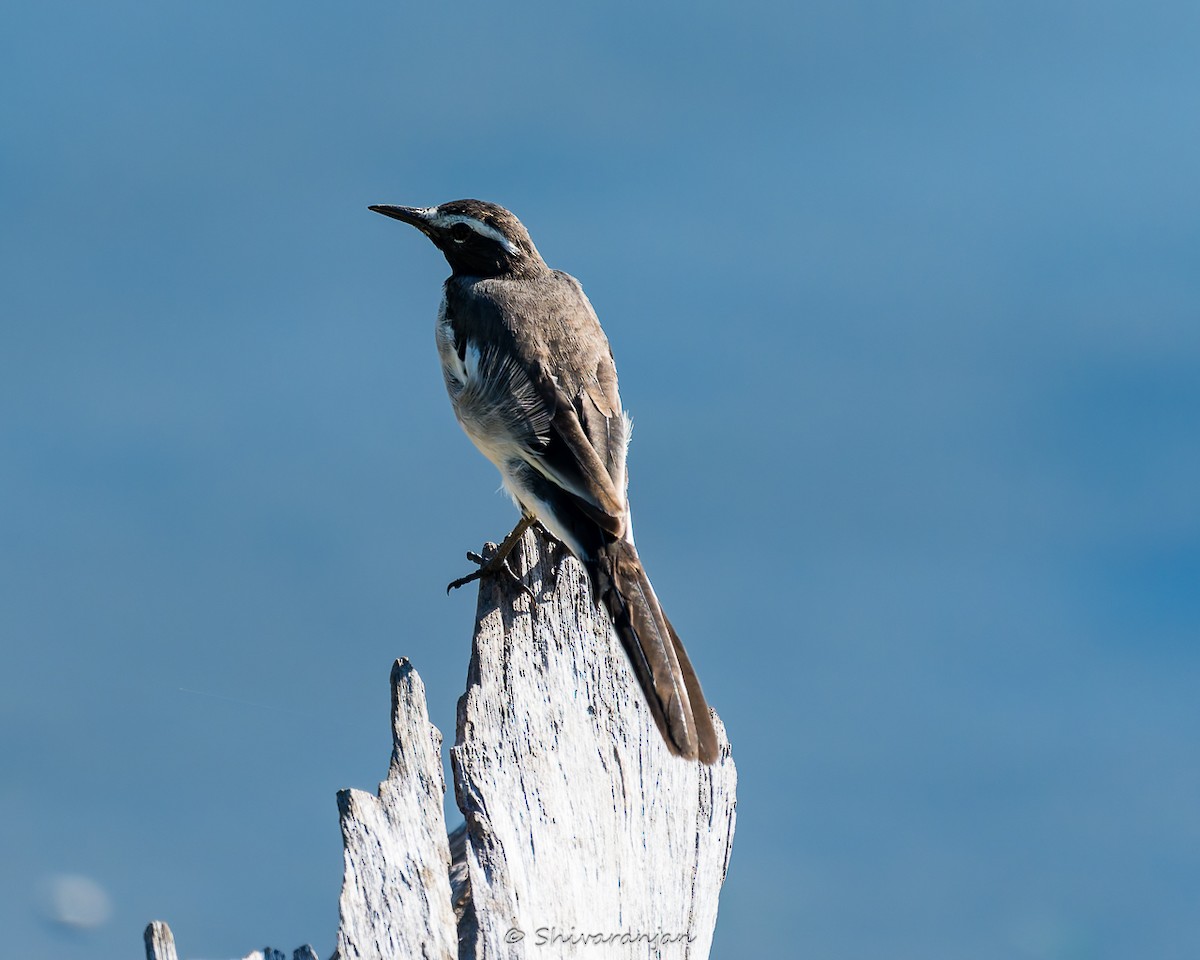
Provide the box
[588,540,718,764]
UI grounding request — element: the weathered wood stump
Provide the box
[145,527,737,960]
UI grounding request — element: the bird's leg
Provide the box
[536,522,570,580]
[446,514,537,600]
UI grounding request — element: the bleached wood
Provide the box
[142,530,736,960]
[144,922,178,960]
[335,658,458,960]
[450,527,737,959]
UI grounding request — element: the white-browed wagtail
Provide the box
[369,199,717,764]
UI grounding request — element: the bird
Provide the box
[369,199,717,764]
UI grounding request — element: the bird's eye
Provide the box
[449,222,473,243]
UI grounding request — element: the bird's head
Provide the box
[369,199,546,278]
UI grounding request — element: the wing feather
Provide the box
[446,275,630,539]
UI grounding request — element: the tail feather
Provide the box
[590,540,716,764]
[663,614,719,765]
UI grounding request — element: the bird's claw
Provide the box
[446,550,537,604]
[544,536,568,580]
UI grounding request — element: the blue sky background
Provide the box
[2,1,1199,958]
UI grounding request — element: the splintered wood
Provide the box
[337,528,736,959]
[144,528,736,960]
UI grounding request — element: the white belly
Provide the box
[432,301,625,560]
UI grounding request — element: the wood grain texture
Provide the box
[144,922,178,960]
[143,529,736,959]
[335,659,458,960]
[450,526,737,959]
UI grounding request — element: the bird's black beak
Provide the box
[368,204,433,232]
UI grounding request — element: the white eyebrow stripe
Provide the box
[427,212,518,253]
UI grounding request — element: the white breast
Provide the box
[434,301,528,473]
[435,300,466,389]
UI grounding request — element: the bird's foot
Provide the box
[446,551,536,601]
[446,515,537,602]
